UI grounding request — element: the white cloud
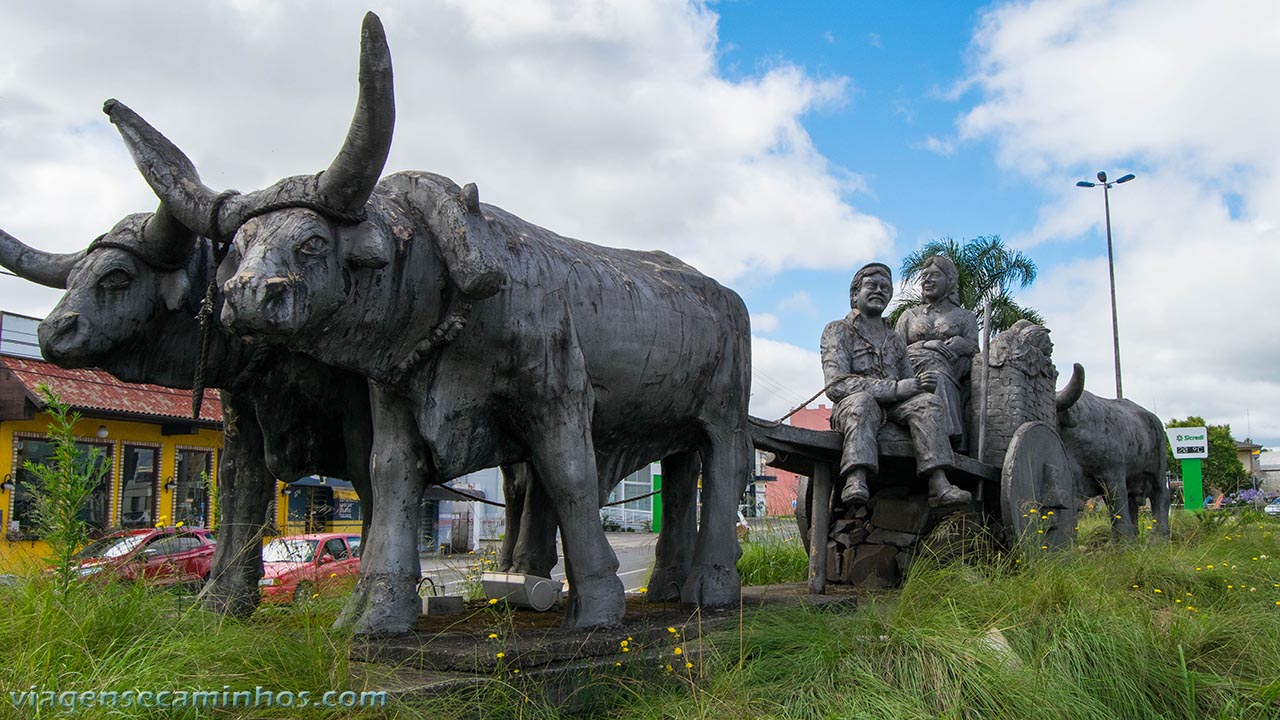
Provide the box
[0,0,893,296]
[750,337,826,421]
[913,135,957,157]
[962,0,1280,445]
[751,313,780,334]
[776,291,817,316]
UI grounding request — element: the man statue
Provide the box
[820,262,973,508]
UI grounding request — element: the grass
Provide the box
[3,509,1278,719]
[736,525,808,586]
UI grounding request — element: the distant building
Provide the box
[0,312,224,572]
[762,405,831,517]
[1236,439,1263,488]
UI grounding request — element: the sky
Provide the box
[0,0,1276,448]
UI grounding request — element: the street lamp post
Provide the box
[1076,170,1135,399]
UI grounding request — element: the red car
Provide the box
[72,527,216,586]
[258,533,362,604]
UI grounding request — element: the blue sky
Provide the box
[0,1,1276,451]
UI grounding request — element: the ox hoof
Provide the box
[643,567,685,603]
[199,579,259,618]
[681,562,740,608]
[560,579,625,629]
[345,573,420,637]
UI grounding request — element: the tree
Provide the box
[889,235,1044,333]
[26,385,109,595]
[1165,416,1249,495]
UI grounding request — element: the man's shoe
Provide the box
[928,485,972,508]
[840,477,870,506]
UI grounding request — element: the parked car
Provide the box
[1265,498,1280,518]
[71,527,216,586]
[258,533,362,604]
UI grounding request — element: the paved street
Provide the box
[418,531,658,596]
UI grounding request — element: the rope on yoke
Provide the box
[192,238,233,419]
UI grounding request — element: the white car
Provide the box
[1265,498,1280,518]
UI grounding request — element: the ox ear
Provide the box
[158,268,191,312]
[341,221,390,269]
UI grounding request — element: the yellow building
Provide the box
[0,352,223,573]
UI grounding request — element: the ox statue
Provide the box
[107,12,753,633]
[0,207,375,618]
[1056,362,1170,538]
[0,205,564,621]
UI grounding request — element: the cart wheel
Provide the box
[1001,421,1076,551]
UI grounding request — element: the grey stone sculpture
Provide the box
[1056,362,1170,538]
[821,262,971,508]
[894,255,979,446]
[0,213,375,618]
[106,12,752,633]
[0,205,571,620]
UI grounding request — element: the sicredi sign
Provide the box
[1166,427,1209,459]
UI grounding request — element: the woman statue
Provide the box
[894,255,979,445]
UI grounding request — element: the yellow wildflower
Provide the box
[496,652,505,659]
[488,633,498,640]
[673,647,683,655]
[488,598,499,605]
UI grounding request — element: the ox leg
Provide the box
[529,417,623,629]
[497,464,526,571]
[1151,475,1172,540]
[1103,473,1137,540]
[496,464,559,576]
[201,393,272,618]
[647,450,699,602]
[683,428,750,608]
[338,386,429,636]
[508,471,559,577]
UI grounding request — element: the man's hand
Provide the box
[895,378,921,398]
[917,369,940,392]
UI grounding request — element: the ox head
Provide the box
[1055,362,1087,427]
[103,12,395,340]
[0,203,197,368]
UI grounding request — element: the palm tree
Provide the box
[888,235,1043,334]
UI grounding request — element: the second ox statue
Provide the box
[108,12,753,633]
[0,204,376,619]
[1056,362,1170,538]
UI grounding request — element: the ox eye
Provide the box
[99,269,132,291]
[298,235,329,256]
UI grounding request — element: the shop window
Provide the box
[119,445,158,529]
[10,436,113,538]
[173,449,212,528]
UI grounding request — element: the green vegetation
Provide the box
[736,529,808,586]
[24,384,109,594]
[890,235,1043,333]
[4,510,1278,719]
[1166,416,1250,494]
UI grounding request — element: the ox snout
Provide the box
[221,271,304,338]
[37,311,90,367]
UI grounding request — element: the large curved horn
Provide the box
[0,228,85,289]
[104,99,232,240]
[140,203,197,269]
[317,11,395,214]
[1055,362,1085,411]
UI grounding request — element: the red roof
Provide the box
[0,355,222,424]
